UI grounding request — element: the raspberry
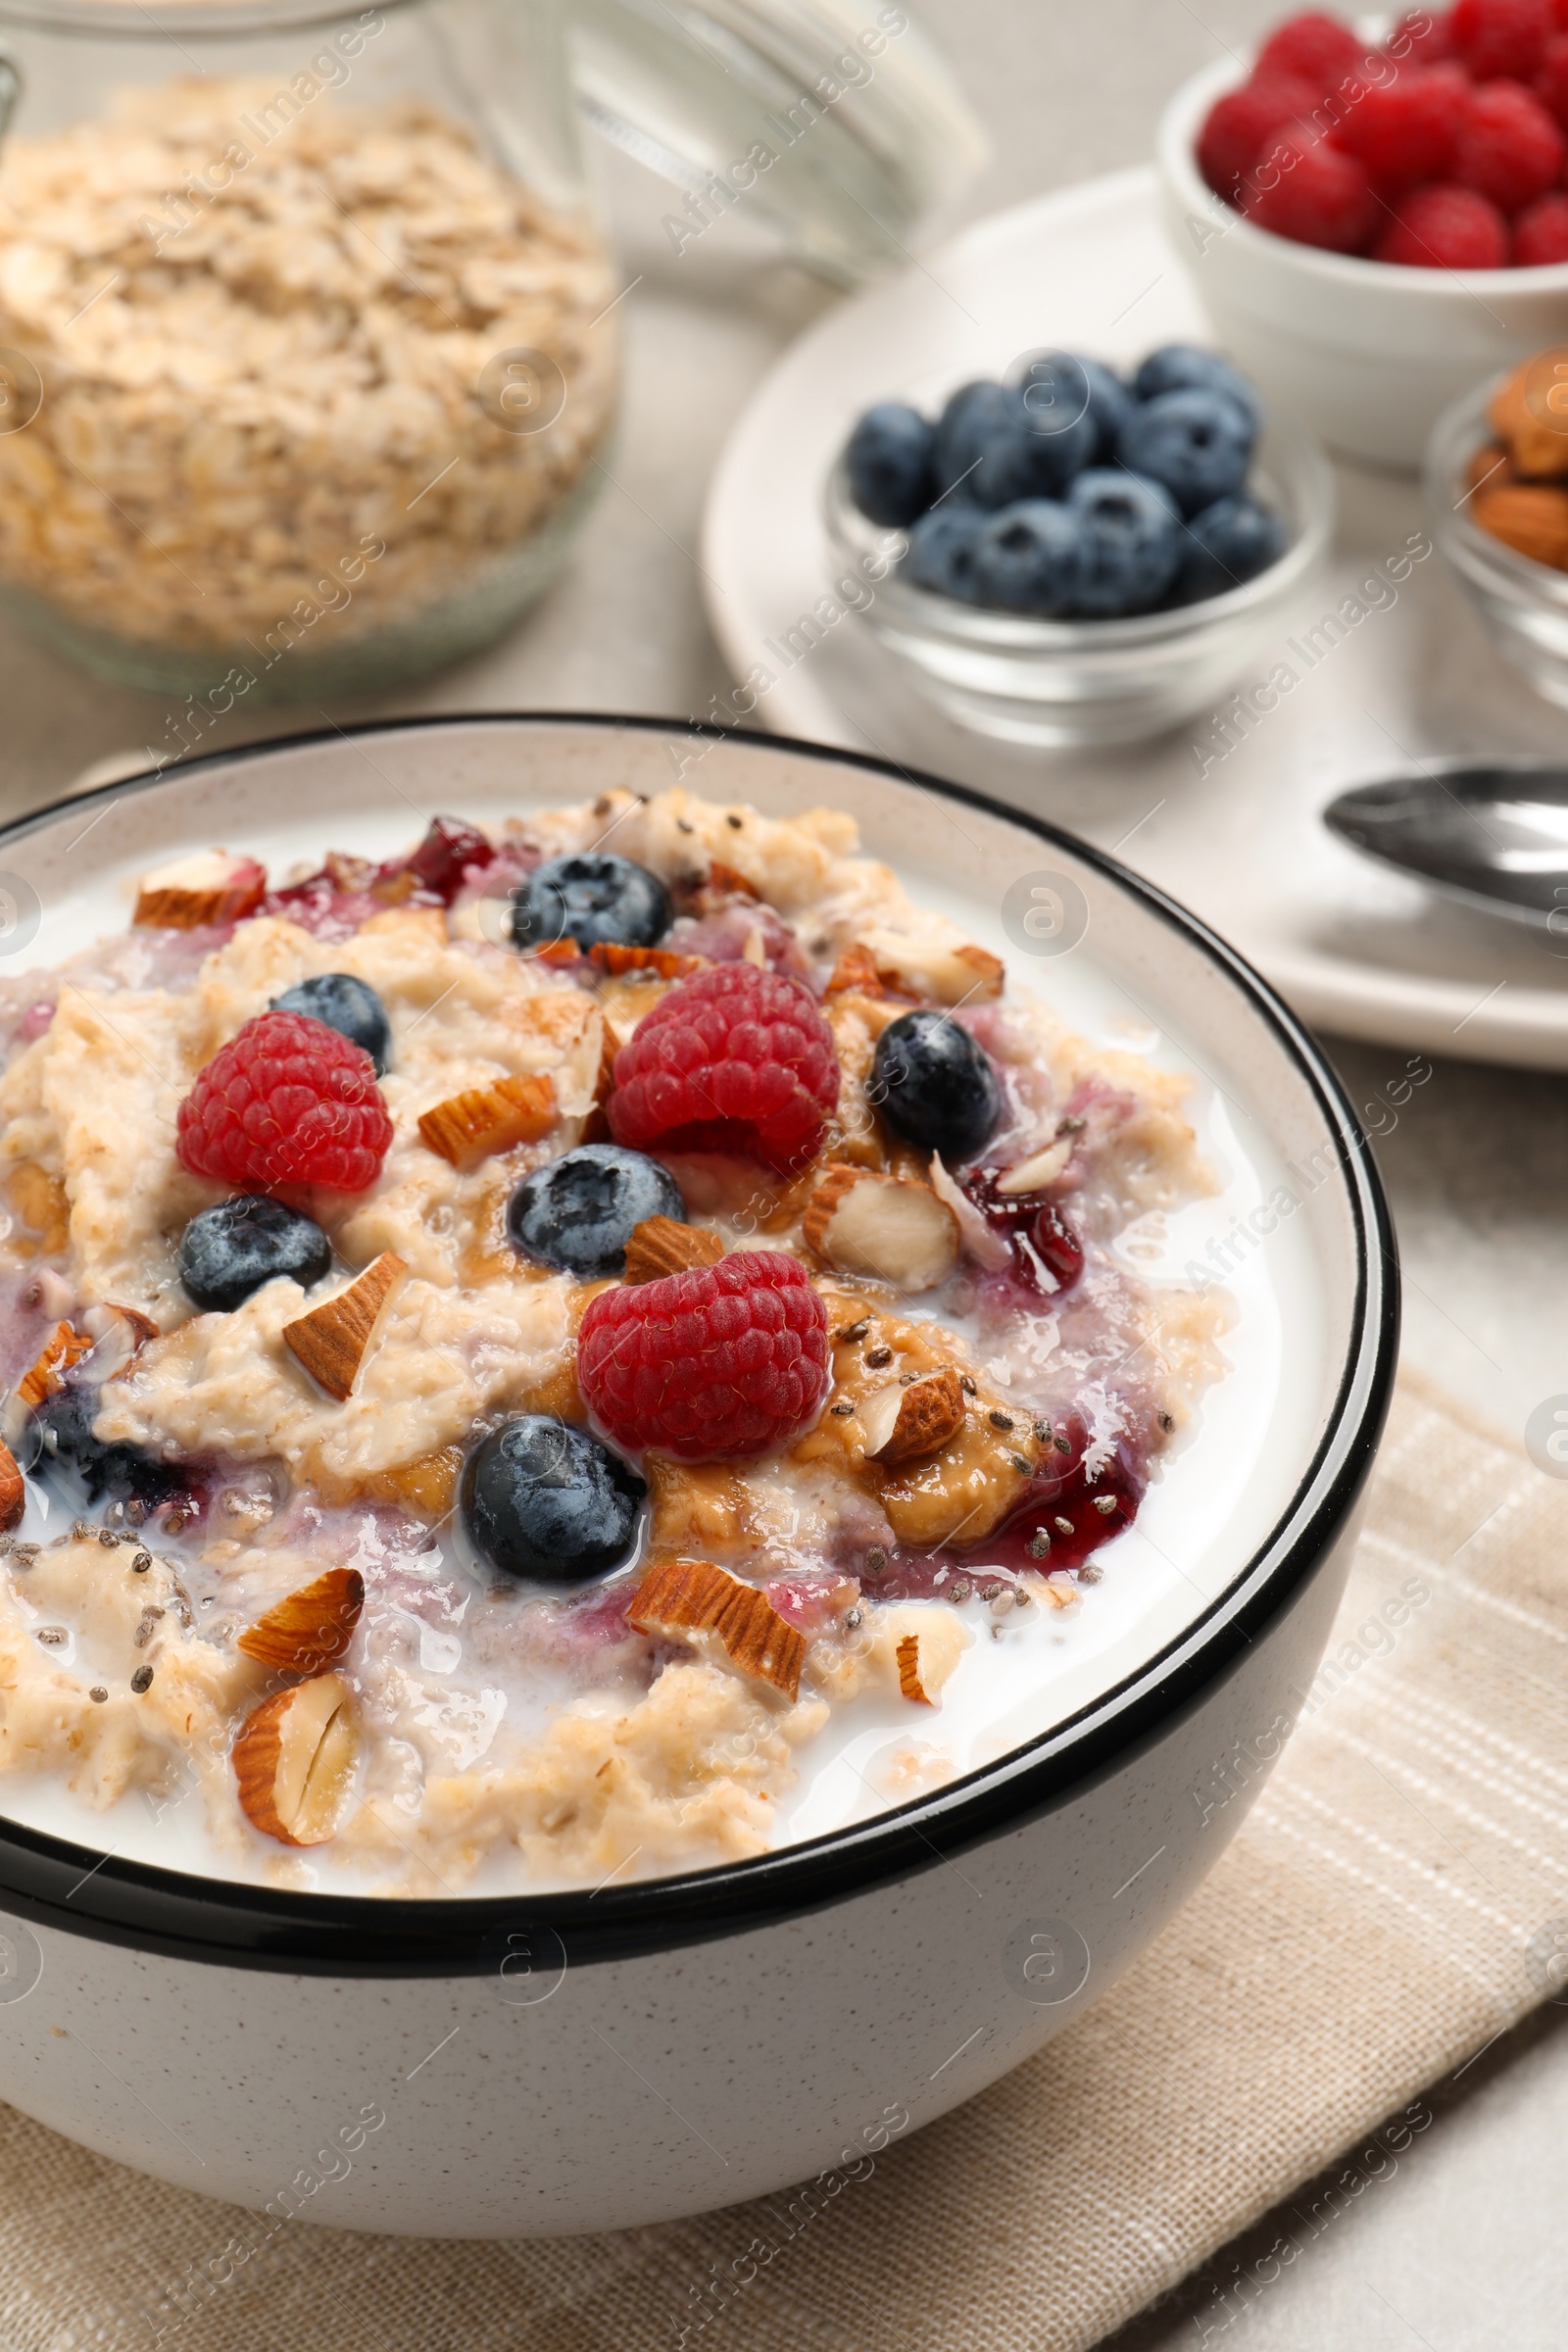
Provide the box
[606,963,839,1174]
[1335,62,1467,187]
[1451,0,1551,78]
[1514,187,1568,253]
[1389,8,1456,62]
[1255,11,1367,91]
[1536,26,1568,121]
[577,1251,830,1458]
[1198,73,1321,200]
[1244,129,1381,250]
[176,1010,393,1195]
[1455,77,1564,207]
[1371,180,1511,261]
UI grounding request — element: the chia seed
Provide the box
[72,1520,89,1541]
[1027,1530,1052,1560]
[35,1626,65,1645]
[1054,1434,1070,1455]
[838,1318,870,1346]
[959,1374,977,1396]
[1014,1587,1032,1607]
[1158,1410,1175,1434]
[98,1528,119,1547]
[1035,1420,1052,1444]
[1009,1454,1032,1477]
[899,1371,919,1386]
[130,1666,154,1694]
[949,1578,973,1603]
[864,1546,888,1575]
[844,1606,862,1630]
[1093,1494,1117,1516]
[88,1687,107,1704]
[830,1399,856,1416]
[864,1345,893,1370]
[988,1409,1014,1432]
[1079,1562,1102,1585]
[979,1582,1004,1602]
[131,1553,152,1574]
[1054,1515,1074,1536]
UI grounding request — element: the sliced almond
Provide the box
[878,1605,970,1705]
[232,1673,358,1846]
[17,1321,91,1411]
[859,928,1004,1005]
[825,944,891,999]
[133,848,266,931]
[628,1557,806,1701]
[417,1072,557,1170]
[862,1367,965,1467]
[237,1567,365,1678]
[804,1163,958,1294]
[588,943,707,979]
[282,1253,406,1401]
[996,1139,1074,1197]
[622,1217,725,1284]
[0,1441,23,1534]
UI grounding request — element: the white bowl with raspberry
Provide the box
[0,714,1396,2234]
[1156,7,1568,467]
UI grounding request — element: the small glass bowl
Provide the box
[1427,378,1568,711]
[823,412,1336,750]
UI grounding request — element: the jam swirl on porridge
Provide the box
[0,789,1226,1892]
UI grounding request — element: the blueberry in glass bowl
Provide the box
[824,341,1334,748]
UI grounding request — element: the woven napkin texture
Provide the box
[4,1368,1565,2352]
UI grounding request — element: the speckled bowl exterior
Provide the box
[0,716,1397,2236]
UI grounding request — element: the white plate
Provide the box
[701,167,1568,1071]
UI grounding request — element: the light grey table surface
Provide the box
[2,2,1566,2342]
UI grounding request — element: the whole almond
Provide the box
[0,1441,24,1534]
[238,1567,365,1678]
[1473,483,1568,570]
[232,1673,359,1846]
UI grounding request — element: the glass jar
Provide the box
[0,0,621,700]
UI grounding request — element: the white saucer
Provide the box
[701,166,1568,1071]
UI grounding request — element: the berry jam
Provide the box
[959,1164,1085,1296]
[262,815,495,935]
[855,1411,1147,1599]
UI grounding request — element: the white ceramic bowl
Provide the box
[1155,52,1568,470]
[0,715,1397,2236]
[823,415,1335,748]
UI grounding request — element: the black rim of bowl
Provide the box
[0,713,1399,1975]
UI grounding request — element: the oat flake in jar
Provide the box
[0,0,622,699]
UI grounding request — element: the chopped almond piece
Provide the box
[282,1253,406,1401]
[0,1441,23,1534]
[238,1567,365,1677]
[860,928,1004,1004]
[622,1217,725,1284]
[232,1673,359,1846]
[588,943,707,979]
[825,944,894,999]
[417,1072,556,1170]
[861,1368,965,1467]
[706,858,761,901]
[879,1605,970,1705]
[995,1139,1074,1196]
[804,1163,958,1294]
[17,1321,91,1411]
[628,1557,806,1700]
[133,848,266,930]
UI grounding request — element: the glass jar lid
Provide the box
[568,0,987,283]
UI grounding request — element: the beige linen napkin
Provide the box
[4,1369,1566,2352]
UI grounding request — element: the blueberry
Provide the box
[1068,468,1184,616]
[1131,345,1262,432]
[509,854,671,954]
[844,401,936,526]
[904,505,984,602]
[1014,353,1134,463]
[508,1144,687,1278]
[25,1379,186,1510]
[179,1195,332,1312]
[932,379,1014,500]
[270,973,391,1074]
[1116,390,1254,519]
[462,1415,645,1585]
[1172,495,1288,603]
[970,386,1097,509]
[871,1007,1004,1164]
[971,500,1083,615]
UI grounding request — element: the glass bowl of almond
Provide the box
[1428,351,1568,710]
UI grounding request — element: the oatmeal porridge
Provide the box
[0,785,1239,1894]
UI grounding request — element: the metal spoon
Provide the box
[1323,761,1568,931]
